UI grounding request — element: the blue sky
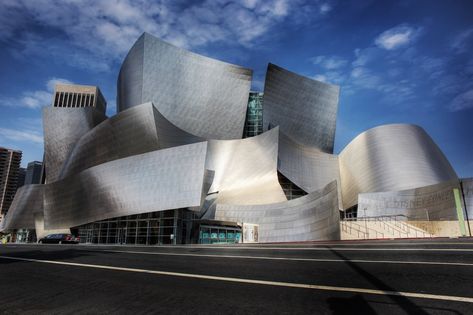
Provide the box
[0,0,472,177]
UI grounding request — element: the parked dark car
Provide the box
[38,234,80,244]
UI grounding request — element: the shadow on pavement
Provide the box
[327,294,377,314]
[328,248,429,315]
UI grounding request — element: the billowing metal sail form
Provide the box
[206,127,287,206]
[263,63,340,153]
[118,33,252,140]
[215,181,340,242]
[262,63,342,204]
[339,124,458,209]
[44,142,209,229]
[278,131,341,199]
[2,33,463,243]
[58,102,203,180]
[0,185,43,231]
[43,107,106,183]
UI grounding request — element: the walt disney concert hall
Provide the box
[1,33,471,244]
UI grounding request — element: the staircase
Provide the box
[341,215,434,240]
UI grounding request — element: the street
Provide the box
[1,239,473,314]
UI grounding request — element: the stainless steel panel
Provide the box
[43,107,106,183]
[0,184,43,231]
[206,127,286,206]
[263,63,340,153]
[215,181,340,242]
[358,179,460,220]
[43,142,208,229]
[118,33,252,140]
[278,131,341,203]
[339,124,458,209]
[60,102,203,179]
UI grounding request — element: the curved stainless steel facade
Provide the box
[45,142,208,229]
[60,102,204,180]
[118,33,252,140]
[263,63,340,153]
[206,127,286,206]
[0,184,43,230]
[43,107,106,182]
[3,33,464,243]
[215,181,340,242]
[339,124,458,209]
[278,131,340,198]
[357,179,460,220]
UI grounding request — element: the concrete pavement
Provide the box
[1,239,473,314]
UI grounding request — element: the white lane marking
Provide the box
[79,242,473,248]
[88,246,473,252]
[99,250,473,267]
[5,244,473,251]
[1,255,472,303]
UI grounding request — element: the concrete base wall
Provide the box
[341,220,473,240]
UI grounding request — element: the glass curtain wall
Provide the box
[243,92,264,138]
[199,225,241,244]
[76,209,194,245]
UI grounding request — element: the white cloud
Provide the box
[313,74,327,82]
[350,67,381,88]
[319,3,332,14]
[47,78,73,91]
[450,89,473,111]
[375,24,420,50]
[0,0,324,70]
[0,128,43,144]
[451,28,473,54]
[0,77,72,109]
[311,55,348,69]
[313,71,345,84]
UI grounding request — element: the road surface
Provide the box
[1,239,473,314]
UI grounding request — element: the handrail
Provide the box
[341,214,432,239]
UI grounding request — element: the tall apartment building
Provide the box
[25,161,43,185]
[0,147,22,222]
[53,84,107,113]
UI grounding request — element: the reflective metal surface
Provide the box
[339,124,458,209]
[43,107,106,183]
[358,179,460,220]
[44,142,208,229]
[0,184,43,231]
[60,102,203,179]
[215,181,340,242]
[263,63,340,153]
[206,127,287,206]
[278,131,340,202]
[3,33,464,244]
[118,33,252,140]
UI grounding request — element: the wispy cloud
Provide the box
[375,24,421,50]
[0,77,72,109]
[319,3,332,14]
[451,28,473,54]
[0,0,331,71]
[309,24,430,106]
[0,128,43,144]
[449,89,473,111]
[311,55,348,69]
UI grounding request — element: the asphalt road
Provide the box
[1,239,473,314]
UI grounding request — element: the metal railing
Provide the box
[341,214,431,239]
